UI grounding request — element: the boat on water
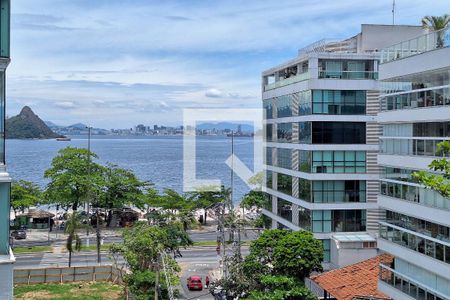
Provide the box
[56,137,71,141]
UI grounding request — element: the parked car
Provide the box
[187,275,203,291]
[11,229,27,240]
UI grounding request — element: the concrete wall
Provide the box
[359,24,424,53]
[0,260,14,300]
[330,240,378,268]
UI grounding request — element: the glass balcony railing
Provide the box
[379,264,448,300]
[380,180,450,211]
[381,26,450,63]
[318,70,378,80]
[264,71,309,91]
[379,222,450,265]
[380,137,450,157]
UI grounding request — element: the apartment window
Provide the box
[265,170,273,189]
[277,148,292,169]
[312,151,366,173]
[277,173,292,195]
[277,95,293,118]
[265,124,273,142]
[312,181,366,203]
[299,90,312,116]
[363,241,377,248]
[298,207,311,231]
[277,123,292,143]
[298,150,311,172]
[265,147,272,166]
[413,122,450,137]
[312,210,332,233]
[318,60,375,79]
[333,210,366,232]
[298,122,311,144]
[263,99,273,119]
[298,178,311,201]
[312,90,366,114]
[277,198,292,222]
[312,122,366,144]
[322,239,331,262]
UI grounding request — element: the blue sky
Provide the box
[7,0,450,128]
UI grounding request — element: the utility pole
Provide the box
[392,0,396,25]
[96,208,101,264]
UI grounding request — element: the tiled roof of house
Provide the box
[311,254,394,300]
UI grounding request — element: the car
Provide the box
[187,275,203,291]
[11,229,27,240]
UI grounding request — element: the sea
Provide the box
[6,136,261,204]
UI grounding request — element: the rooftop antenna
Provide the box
[392,0,396,25]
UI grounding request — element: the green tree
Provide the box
[11,180,41,217]
[44,147,103,211]
[413,141,450,198]
[247,275,317,300]
[422,14,450,47]
[65,212,84,267]
[240,190,266,210]
[110,222,181,299]
[189,185,227,224]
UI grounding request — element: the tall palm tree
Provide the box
[422,15,450,48]
[65,212,83,267]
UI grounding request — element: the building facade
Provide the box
[261,24,423,269]
[0,0,12,299]
[377,28,450,299]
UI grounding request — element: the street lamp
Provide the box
[86,126,92,247]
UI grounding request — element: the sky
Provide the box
[7,0,450,128]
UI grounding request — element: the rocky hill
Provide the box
[6,106,63,139]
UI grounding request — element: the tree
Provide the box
[44,147,103,211]
[240,190,266,210]
[11,180,41,217]
[413,141,450,198]
[422,14,450,47]
[110,222,181,299]
[65,212,84,267]
[247,275,317,300]
[243,229,323,281]
[189,185,227,224]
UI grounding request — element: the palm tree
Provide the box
[421,15,450,48]
[65,212,83,267]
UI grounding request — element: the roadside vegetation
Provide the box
[14,282,122,300]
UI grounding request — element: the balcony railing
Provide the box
[379,264,448,300]
[380,137,450,157]
[318,70,378,80]
[381,26,450,63]
[264,71,309,91]
[380,179,450,211]
[379,222,450,265]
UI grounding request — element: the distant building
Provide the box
[0,1,13,299]
[261,24,424,270]
[377,27,450,299]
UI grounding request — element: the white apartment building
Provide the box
[377,28,450,299]
[261,24,423,269]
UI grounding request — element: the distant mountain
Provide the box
[197,122,254,131]
[68,123,88,130]
[6,106,63,139]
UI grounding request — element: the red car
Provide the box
[187,275,203,291]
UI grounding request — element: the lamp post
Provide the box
[86,126,92,247]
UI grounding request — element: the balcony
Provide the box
[381,26,450,63]
[379,264,448,300]
[318,70,378,80]
[380,137,450,157]
[264,71,309,91]
[379,222,450,265]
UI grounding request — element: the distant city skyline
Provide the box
[7,0,450,128]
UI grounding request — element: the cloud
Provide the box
[54,101,76,109]
[164,16,192,21]
[205,88,224,98]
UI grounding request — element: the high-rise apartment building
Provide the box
[377,28,450,299]
[261,24,423,269]
[0,0,12,299]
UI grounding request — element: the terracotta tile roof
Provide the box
[311,254,394,300]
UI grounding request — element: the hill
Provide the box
[6,106,63,139]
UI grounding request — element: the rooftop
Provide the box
[332,233,377,243]
[311,254,393,300]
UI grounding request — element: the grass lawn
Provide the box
[14,282,123,300]
[13,246,53,254]
[79,244,111,252]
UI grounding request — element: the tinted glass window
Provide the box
[312,122,366,144]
